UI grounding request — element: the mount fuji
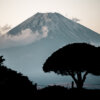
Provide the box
[0,12,100,87]
[8,12,100,45]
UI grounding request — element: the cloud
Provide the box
[0,26,49,49]
[0,25,11,35]
[72,18,80,23]
[42,26,48,38]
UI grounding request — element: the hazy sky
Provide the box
[0,0,100,33]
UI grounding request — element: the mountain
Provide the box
[0,12,100,87]
[8,12,100,45]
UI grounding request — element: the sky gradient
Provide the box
[0,0,100,33]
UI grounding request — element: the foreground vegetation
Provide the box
[0,43,100,99]
[37,86,100,98]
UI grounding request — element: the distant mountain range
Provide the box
[0,12,100,86]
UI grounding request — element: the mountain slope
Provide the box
[8,12,100,46]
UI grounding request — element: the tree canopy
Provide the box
[43,43,100,89]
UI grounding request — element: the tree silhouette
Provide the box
[0,56,37,97]
[43,43,100,89]
[0,56,5,66]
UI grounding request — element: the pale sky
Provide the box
[0,0,100,33]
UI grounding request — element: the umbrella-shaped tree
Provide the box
[43,43,100,89]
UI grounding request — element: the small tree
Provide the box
[0,56,5,66]
[43,43,100,89]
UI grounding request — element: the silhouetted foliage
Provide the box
[37,85,67,97]
[0,56,37,98]
[43,43,100,89]
[37,85,100,99]
[0,56,5,66]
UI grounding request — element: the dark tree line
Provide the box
[0,56,37,98]
[43,43,100,89]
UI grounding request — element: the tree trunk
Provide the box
[70,71,88,89]
[76,72,83,89]
[76,81,83,89]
